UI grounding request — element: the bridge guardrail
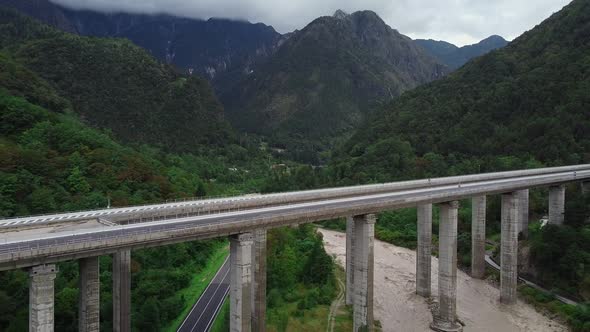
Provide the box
[2,164,590,229]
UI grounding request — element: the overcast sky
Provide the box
[51,0,571,46]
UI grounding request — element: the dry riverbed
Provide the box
[318,228,567,332]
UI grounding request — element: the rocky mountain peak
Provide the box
[333,9,349,20]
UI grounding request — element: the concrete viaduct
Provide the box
[1,164,589,332]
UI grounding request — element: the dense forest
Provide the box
[0,8,233,153]
[0,8,338,331]
[324,0,590,329]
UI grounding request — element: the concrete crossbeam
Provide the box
[431,201,462,332]
[416,204,433,297]
[79,257,100,332]
[113,250,131,332]
[471,196,486,279]
[251,229,267,332]
[353,214,376,332]
[346,216,355,305]
[29,264,57,332]
[501,193,519,304]
[231,233,253,332]
[549,185,565,225]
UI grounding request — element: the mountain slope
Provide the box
[222,10,448,161]
[333,0,590,182]
[416,35,508,69]
[0,8,233,152]
[0,0,284,90]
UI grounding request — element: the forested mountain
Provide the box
[0,8,233,152]
[416,35,508,69]
[0,0,284,91]
[222,10,449,162]
[333,0,589,182]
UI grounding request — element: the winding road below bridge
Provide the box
[177,257,230,332]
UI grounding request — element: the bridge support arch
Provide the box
[500,193,519,304]
[113,250,131,332]
[251,229,267,332]
[79,256,100,332]
[29,264,57,332]
[352,214,376,332]
[471,196,486,279]
[416,204,433,297]
[230,233,253,332]
[517,190,529,238]
[549,185,565,225]
[346,216,355,305]
[431,201,462,332]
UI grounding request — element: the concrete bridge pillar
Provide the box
[230,233,253,332]
[501,193,519,304]
[431,201,462,332]
[79,257,100,332]
[29,264,57,332]
[517,190,529,238]
[251,229,267,332]
[346,216,355,305]
[416,204,433,297]
[113,250,131,332]
[471,196,486,279]
[549,185,565,225]
[352,214,376,332]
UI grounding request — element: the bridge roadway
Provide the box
[2,164,589,229]
[1,168,589,271]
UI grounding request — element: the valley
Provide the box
[0,0,588,331]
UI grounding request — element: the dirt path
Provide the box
[319,228,567,332]
[327,270,346,332]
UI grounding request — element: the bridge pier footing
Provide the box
[416,204,433,297]
[251,229,267,332]
[79,256,100,332]
[29,264,57,332]
[501,193,519,304]
[471,196,486,279]
[352,214,376,332]
[230,233,253,332]
[113,250,131,332]
[549,185,565,225]
[346,216,355,305]
[431,201,462,332]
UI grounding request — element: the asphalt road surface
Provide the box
[178,257,230,332]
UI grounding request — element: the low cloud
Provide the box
[51,0,571,46]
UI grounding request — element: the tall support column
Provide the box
[471,196,486,279]
[501,193,519,304]
[29,264,57,332]
[345,216,355,305]
[352,214,376,332]
[431,201,462,332]
[251,229,267,332]
[517,190,529,237]
[230,233,253,332]
[416,204,433,297]
[113,250,131,332]
[79,257,100,332]
[549,185,565,225]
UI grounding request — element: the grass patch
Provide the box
[519,285,590,331]
[162,241,230,332]
[210,298,230,332]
